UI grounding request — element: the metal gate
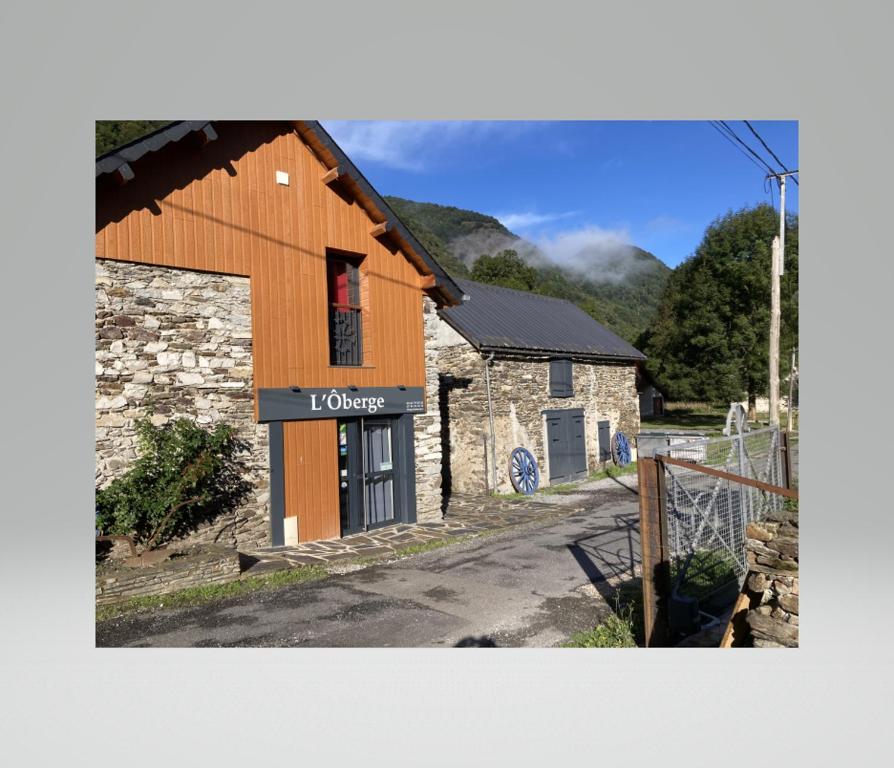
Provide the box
[637,426,798,645]
[657,426,786,582]
[543,408,587,483]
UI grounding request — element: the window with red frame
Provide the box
[327,254,363,366]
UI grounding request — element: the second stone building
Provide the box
[426,279,645,496]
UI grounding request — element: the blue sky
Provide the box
[321,120,798,269]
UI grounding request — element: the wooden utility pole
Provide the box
[769,234,781,426]
[768,170,797,427]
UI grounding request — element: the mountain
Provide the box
[385,196,670,343]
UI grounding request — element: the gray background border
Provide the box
[1,0,891,764]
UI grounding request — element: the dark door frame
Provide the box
[362,418,398,530]
[338,414,417,537]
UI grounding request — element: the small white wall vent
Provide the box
[275,170,290,186]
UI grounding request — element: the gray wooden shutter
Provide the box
[550,359,573,397]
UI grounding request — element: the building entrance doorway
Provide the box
[338,417,398,536]
[544,408,588,483]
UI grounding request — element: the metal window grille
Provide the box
[328,257,363,366]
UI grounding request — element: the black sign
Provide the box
[258,386,426,423]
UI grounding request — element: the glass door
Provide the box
[363,420,395,528]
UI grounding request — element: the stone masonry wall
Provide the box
[96,545,242,605]
[413,297,444,521]
[426,310,640,496]
[742,502,800,647]
[95,260,270,550]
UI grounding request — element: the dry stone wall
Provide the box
[424,309,640,496]
[743,503,800,647]
[95,259,270,550]
[96,545,242,605]
[413,298,445,521]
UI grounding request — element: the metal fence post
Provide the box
[781,430,793,491]
[735,433,751,523]
[637,457,671,647]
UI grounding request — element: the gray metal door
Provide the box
[544,408,587,482]
[598,420,612,462]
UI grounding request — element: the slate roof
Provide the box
[439,279,646,361]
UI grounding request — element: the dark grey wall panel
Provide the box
[268,421,285,547]
[397,413,417,524]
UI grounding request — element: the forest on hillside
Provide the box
[384,196,671,343]
[96,121,171,156]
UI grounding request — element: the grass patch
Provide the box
[563,591,639,648]
[671,549,738,602]
[642,403,728,435]
[563,613,636,648]
[495,461,639,499]
[492,490,525,500]
[537,481,580,496]
[96,564,328,622]
[644,402,796,436]
[588,461,639,483]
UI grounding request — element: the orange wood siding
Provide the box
[282,419,340,542]
[96,122,428,542]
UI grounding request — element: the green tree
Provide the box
[96,120,170,156]
[640,204,798,409]
[470,249,538,291]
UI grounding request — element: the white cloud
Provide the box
[321,120,540,172]
[532,225,634,278]
[448,222,644,284]
[495,210,578,231]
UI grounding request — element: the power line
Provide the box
[709,121,770,175]
[742,120,799,186]
[717,120,778,176]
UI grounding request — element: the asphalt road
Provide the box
[96,481,641,648]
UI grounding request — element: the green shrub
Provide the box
[96,416,251,548]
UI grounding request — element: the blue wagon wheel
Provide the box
[612,431,631,467]
[509,447,540,495]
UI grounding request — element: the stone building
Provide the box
[425,279,645,497]
[96,121,463,548]
[636,365,666,418]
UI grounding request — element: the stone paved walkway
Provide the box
[243,494,587,568]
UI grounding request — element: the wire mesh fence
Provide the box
[787,431,799,488]
[654,426,790,599]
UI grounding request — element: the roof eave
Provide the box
[477,344,645,363]
[292,121,464,307]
